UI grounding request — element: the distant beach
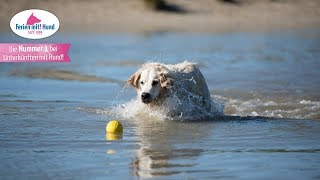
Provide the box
[1,0,320,33]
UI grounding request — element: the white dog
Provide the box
[127,61,223,120]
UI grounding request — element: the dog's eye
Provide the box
[140,81,144,85]
[152,80,159,86]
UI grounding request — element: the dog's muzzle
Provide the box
[141,92,151,103]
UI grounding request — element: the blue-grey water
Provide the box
[0,30,320,179]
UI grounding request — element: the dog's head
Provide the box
[127,64,172,104]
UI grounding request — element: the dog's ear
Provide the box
[127,71,141,88]
[159,73,172,88]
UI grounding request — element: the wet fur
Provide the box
[127,61,223,119]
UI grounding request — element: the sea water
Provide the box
[0,30,320,179]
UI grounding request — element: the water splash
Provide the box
[110,91,224,121]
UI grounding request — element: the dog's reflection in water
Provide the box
[131,119,212,177]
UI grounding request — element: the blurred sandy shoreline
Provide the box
[1,0,320,33]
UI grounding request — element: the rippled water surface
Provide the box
[0,30,320,179]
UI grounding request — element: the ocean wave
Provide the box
[77,91,320,120]
[214,94,320,120]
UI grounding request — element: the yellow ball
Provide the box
[106,120,123,133]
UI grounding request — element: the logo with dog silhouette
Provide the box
[26,13,41,25]
[10,9,60,39]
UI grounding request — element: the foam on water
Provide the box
[99,92,320,121]
[214,94,320,119]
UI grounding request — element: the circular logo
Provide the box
[10,9,60,39]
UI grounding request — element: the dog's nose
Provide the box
[141,93,152,103]
[141,93,150,99]
[141,93,151,100]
